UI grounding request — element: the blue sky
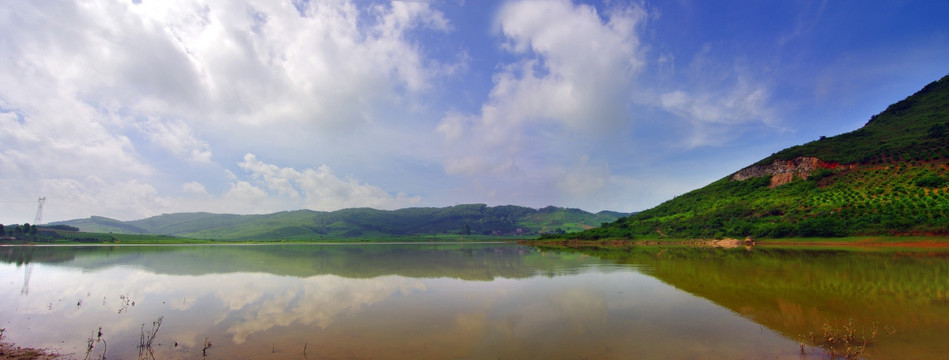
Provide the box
[1,0,947,223]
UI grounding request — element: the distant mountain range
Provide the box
[53,204,627,240]
[567,73,949,239]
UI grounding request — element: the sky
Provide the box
[1,0,947,223]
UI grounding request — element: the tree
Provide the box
[0,224,4,236]
[915,174,947,188]
[460,224,471,235]
[928,123,946,138]
[798,216,849,237]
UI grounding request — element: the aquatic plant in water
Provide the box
[804,319,894,359]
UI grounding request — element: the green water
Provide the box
[1,244,946,359]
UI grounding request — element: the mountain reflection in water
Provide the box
[2,243,946,359]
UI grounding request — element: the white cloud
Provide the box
[35,177,174,222]
[658,73,774,148]
[219,181,272,212]
[0,103,158,221]
[150,153,427,218]
[238,154,421,211]
[0,108,150,183]
[435,111,475,143]
[137,118,213,163]
[437,0,646,145]
[123,0,451,130]
[488,0,645,132]
[436,0,646,149]
[0,0,448,221]
[182,181,209,195]
[434,0,646,199]
[238,154,303,199]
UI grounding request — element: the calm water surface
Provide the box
[1,243,947,359]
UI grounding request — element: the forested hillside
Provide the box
[562,74,949,240]
[53,204,625,240]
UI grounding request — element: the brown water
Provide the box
[1,243,945,359]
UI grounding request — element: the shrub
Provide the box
[797,216,849,237]
[808,168,835,181]
[915,174,947,188]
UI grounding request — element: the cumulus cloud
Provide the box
[471,0,645,134]
[182,181,209,195]
[0,0,448,221]
[237,154,421,211]
[0,108,150,183]
[137,118,213,163]
[0,102,160,221]
[492,0,645,131]
[127,0,452,129]
[35,177,175,221]
[658,71,775,147]
[434,0,645,196]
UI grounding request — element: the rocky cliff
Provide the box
[731,156,854,187]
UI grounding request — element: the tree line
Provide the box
[0,224,79,240]
[0,223,38,238]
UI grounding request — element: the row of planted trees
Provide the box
[0,224,90,242]
[542,161,949,241]
[0,223,39,238]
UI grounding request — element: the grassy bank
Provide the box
[520,235,949,251]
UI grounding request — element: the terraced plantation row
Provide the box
[559,161,949,239]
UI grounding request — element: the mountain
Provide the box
[52,215,149,234]
[52,204,626,240]
[565,74,949,239]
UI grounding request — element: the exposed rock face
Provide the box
[731,156,851,188]
[768,173,796,187]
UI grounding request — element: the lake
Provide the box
[1,243,947,359]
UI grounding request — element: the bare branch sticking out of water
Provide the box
[84,327,107,360]
[202,337,212,358]
[138,316,163,360]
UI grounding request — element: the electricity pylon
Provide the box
[33,196,46,225]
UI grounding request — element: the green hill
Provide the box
[51,215,149,234]
[759,74,949,165]
[52,204,626,241]
[563,74,949,240]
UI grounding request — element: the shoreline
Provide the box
[0,340,61,360]
[0,240,519,247]
[518,236,949,250]
[517,238,754,249]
